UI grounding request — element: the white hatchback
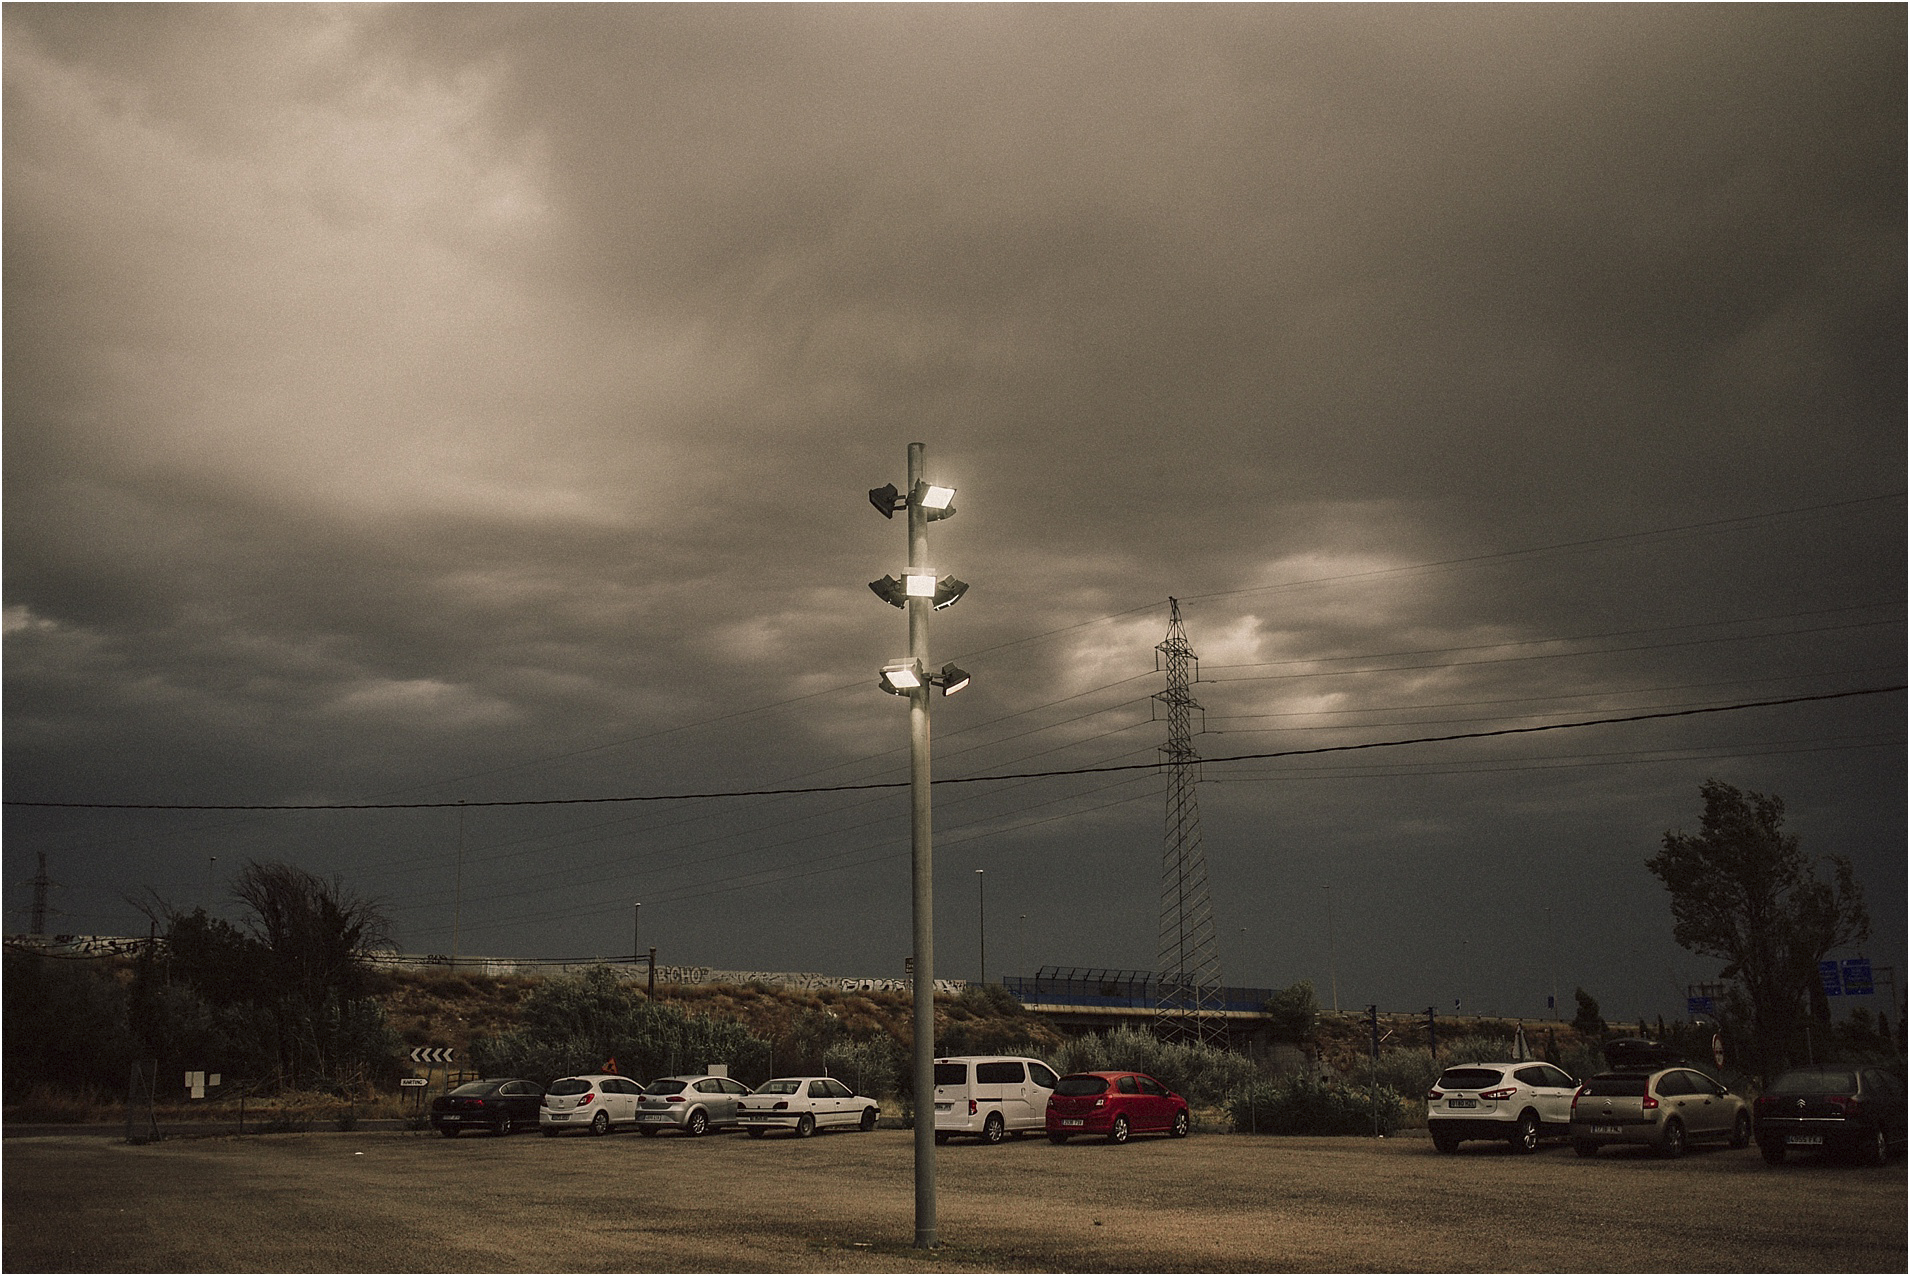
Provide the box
[539,1073,645,1136]
[932,1055,1060,1144]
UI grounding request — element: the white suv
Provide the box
[1426,1061,1578,1153]
[932,1055,1059,1144]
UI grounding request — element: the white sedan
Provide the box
[736,1076,880,1138]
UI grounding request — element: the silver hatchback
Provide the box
[636,1073,752,1136]
[1571,1066,1751,1158]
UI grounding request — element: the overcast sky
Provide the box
[6,4,1903,1028]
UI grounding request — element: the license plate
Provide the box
[1592,1125,1620,1135]
[640,1114,669,1122]
[934,1103,952,1112]
[1787,1135,1824,1146]
[441,1115,460,1122]
[1447,1099,1477,1109]
[1062,1118,1084,1127]
[549,1113,567,1121]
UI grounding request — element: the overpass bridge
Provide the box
[1004,967,1278,1045]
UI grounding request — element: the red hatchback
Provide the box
[1046,1070,1190,1144]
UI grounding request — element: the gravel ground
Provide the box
[4,1127,1904,1272]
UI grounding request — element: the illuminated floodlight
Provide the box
[934,663,971,696]
[904,567,939,598]
[879,658,926,695]
[931,576,969,611]
[911,481,957,521]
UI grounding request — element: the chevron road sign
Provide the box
[410,1046,455,1065]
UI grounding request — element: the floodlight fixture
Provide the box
[879,658,926,695]
[912,481,957,520]
[904,567,939,598]
[868,483,907,518]
[931,576,969,611]
[869,575,909,608]
[933,663,971,696]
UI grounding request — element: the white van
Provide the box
[931,1055,1060,1144]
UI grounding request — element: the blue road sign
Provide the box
[1819,960,1843,997]
[1841,958,1874,996]
[1687,996,1714,1016]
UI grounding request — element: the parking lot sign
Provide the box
[1818,960,1842,997]
[1840,958,1874,995]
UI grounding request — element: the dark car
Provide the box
[430,1078,545,1137]
[1754,1066,1906,1165]
[1045,1070,1189,1144]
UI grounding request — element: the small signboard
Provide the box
[1840,958,1874,996]
[1711,1033,1724,1068]
[1818,960,1843,998]
[1686,996,1714,1016]
[400,1077,428,1087]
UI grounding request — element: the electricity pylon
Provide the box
[1154,598,1224,1046]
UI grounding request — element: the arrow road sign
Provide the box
[410,1046,455,1065]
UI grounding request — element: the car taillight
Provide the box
[661,1094,684,1103]
[1571,1088,1584,1115]
[1831,1096,1860,1115]
[1754,1095,1777,1113]
[1426,1089,1443,1101]
[1480,1087,1517,1101]
[1641,1094,1658,1110]
[578,1093,594,1106]
[968,1100,977,1115]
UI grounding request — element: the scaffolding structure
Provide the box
[1153,598,1225,1045]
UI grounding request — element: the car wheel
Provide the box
[860,1107,878,1132]
[1759,1142,1785,1165]
[1170,1111,1189,1139]
[747,1128,767,1139]
[1573,1140,1597,1158]
[437,1126,460,1138]
[1729,1113,1751,1149]
[686,1109,709,1138]
[1049,1132,1069,1144]
[1432,1130,1461,1154]
[495,1114,514,1136]
[1657,1118,1685,1159]
[1510,1111,1540,1154]
[982,1114,1005,1145]
[1864,1126,1889,1166]
[795,1113,816,1138]
[1107,1115,1130,1145]
[591,1110,611,1136]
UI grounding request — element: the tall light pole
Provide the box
[976,869,986,988]
[1324,884,1340,1013]
[868,442,968,1251]
[634,903,641,966]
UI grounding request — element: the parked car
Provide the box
[636,1073,753,1136]
[1570,1065,1750,1158]
[1754,1065,1906,1165]
[736,1077,879,1138]
[539,1073,646,1135]
[932,1055,1060,1144]
[1045,1070,1189,1144]
[1426,1061,1578,1153]
[430,1078,544,1137]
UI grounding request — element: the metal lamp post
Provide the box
[976,869,986,988]
[867,441,969,1251]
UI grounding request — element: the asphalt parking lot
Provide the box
[4,1127,1904,1272]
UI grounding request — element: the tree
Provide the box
[1263,980,1320,1045]
[1571,988,1606,1040]
[1646,780,1870,1080]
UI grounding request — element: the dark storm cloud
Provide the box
[5,5,1901,1020]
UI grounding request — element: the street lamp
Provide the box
[976,869,986,989]
[868,442,969,1251]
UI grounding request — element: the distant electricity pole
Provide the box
[29,852,52,936]
[1153,598,1224,1046]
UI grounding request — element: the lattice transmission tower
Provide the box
[1153,598,1224,1046]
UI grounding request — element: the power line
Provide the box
[12,685,1899,811]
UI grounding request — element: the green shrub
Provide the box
[1229,1075,1405,1136]
[1049,1026,1262,1109]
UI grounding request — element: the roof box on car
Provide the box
[1602,1038,1681,1070]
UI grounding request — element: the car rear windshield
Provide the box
[447,1082,497,1097]
[934,1064,968,1087]
[547,1078,594,1096]
[1769,1070,1858,1093]
[1054,1075,1110,1097]
[1435,1069,1504,1091]
[643,1080,687,1095]
[1580,1075,1648,1097]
